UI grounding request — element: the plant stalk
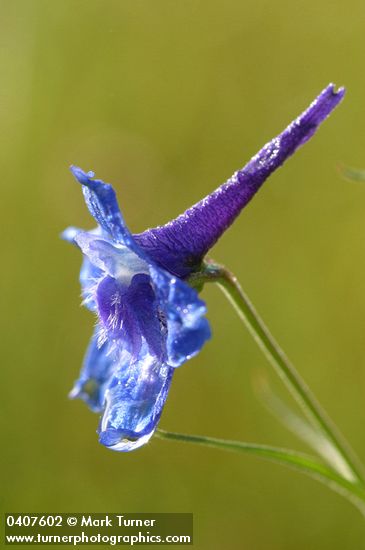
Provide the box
[187,261,365,486]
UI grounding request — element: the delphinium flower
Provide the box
[63,84,344,452]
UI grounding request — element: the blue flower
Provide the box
[64,84,344,451]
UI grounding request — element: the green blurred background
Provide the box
[2,0,365,548]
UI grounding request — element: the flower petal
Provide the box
[70,166,136,247]
[135,84,345,276]
[96,273,165,361]
[69,328,115,412]
[79,257,103,310]
[98,347,174,452]
[74,231,148,284]
[150,268,211,367]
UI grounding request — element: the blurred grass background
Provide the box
[2,0,365,548]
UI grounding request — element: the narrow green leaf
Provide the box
[254,374,355,481]
[156,429,365,516]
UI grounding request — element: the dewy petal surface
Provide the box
[98,346,174,451]
[134,84,345,276]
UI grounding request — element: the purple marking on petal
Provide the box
[96,276,128,329]
[127,274,166,361]
[134,84,345,276]
[96,274,165,360]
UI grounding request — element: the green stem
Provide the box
[188,261,365,486]
[156,429,365,516]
